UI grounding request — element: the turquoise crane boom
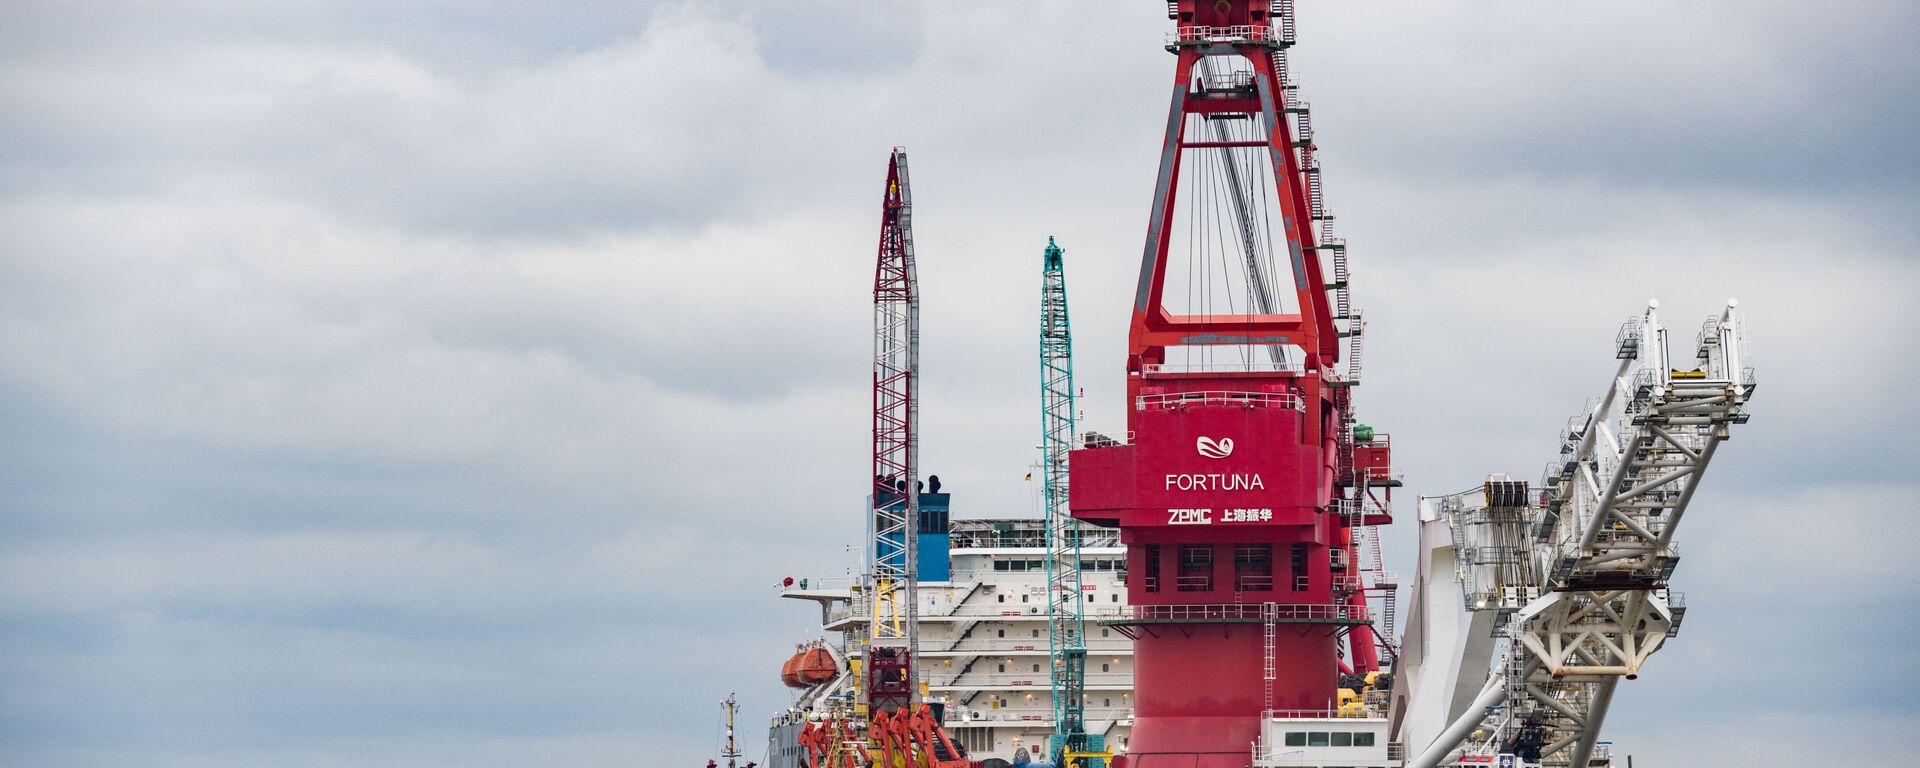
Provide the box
[1039,237,1100,765]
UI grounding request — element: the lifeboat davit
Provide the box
[780,651,806,688]
[796,646,837,685]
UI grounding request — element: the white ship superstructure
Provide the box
[772,517,1135,766]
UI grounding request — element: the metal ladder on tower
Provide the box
[1262,601,1278,712]
[1273,1,1298,46]
[1345,310,1366,383]
[1368,515,1398,657]
[1321,221,1351,320]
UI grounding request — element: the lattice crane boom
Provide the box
[1039,237,1094,762]
[1410,299,1754,768]
[867,148,920,716]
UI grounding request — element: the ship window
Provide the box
[1178,545,1213,591]
[998,594,1006,602]
[1144,546,1162,593]
[1284,732,1307,747]
[1033,664,1041,672]
[1235,544,1274,592]
[1111,594,1119,602]
[1102,663,1109,672]
[1291,544,1309,591]
[1308,732,1330,747]
[1022,594,1029,603]
[1028,560,1043,570]
[998,629,1005,637]
[1354,732,1376,747]
[995,560,1010,571]
[1331,732,1352,747]
[1102,629,1110,637]
[1104,698,1111,707]
[1032,629,1040,637]
[998,664,1006,672]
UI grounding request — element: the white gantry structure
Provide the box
[1396,300,1754,768]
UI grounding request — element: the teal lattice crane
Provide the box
[1040,237,1102,766]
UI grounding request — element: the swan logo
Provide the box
[1196,436,1234,459]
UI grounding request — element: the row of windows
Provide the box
[994,592,1121,603]
[993,627,1117,638]
[1140,544,1317,593]
[989,662,1124,673]
[991,558,1125,571]
[1280,731,1377,747]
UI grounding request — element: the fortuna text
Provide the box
[1164,473,1265,491]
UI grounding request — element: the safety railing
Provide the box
[1199,69,1257,92]
[1141,359,1308,375]
[1235,575,1276,592]
[779,575,857,593]
[828,602,1072,625]
[947,706,1134,724]
[1092,603,1371,622]
[949,532,1124,550]
[931,673,1133,688]
[1175,575,1215,592]
[1136,390,1305,412]
[1167,24,1282,47]
[1261,708,1387,720]
[1360,466,1403,485]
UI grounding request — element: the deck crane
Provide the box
[1402,300,1754,768]
[866,148,920,718]
[1066,3,1402,764]
[1038,237,1106,767]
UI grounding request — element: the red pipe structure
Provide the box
[1070,3,1393,765]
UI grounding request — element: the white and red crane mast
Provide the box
[866,148,920,717]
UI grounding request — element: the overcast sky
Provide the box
[2,2,1915,766]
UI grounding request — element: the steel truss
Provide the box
[1421,300,1752,768]
[1039,237,1097,761]
[868,148,920,715]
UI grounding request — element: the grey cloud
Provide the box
[2,2,1914,766]
[1303,0,1920,198]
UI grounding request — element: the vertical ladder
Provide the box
[1262,601,1278,712]
[1305,149,1327,221]
[1379,583,1399,658]
[1345,310,1366,383]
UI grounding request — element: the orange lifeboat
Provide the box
[780,651,806,688]
[796,646,838,685]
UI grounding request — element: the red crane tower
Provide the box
[1070,3,1393,765]
[866,148,920,717]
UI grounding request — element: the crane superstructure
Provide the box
[1400,300,1754,768]
[1039,237,1106,766]
[867,147,920,717]
[1069,3,1397,765]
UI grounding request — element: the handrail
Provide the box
[1261,708,1388,720]
[1136,390,1305,412]
[1093,603,1371,622]
[1166,24,1281,46]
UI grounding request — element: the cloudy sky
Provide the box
[2,1,1915,765]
